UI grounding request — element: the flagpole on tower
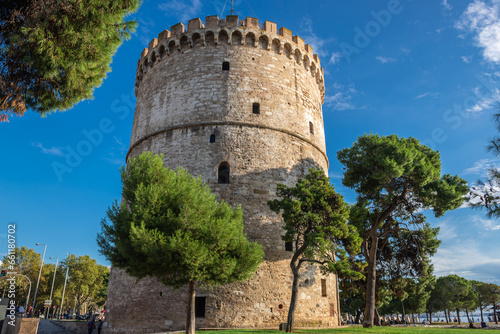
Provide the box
[230,0,234,15]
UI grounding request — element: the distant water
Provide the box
[417,314,495,323]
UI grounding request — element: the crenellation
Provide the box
[170,22,185,37]
[292,35,304,49]
[246,16,259,30]
[140,47,148,59]
[226,15,239,28]
[218,19,227,27]
[206,15,219,29]
[188,18,204,32]
[158,29,171,42]
[264,20,277,34]
[314,54,320,67]
[305,44,314,57]
[279,27,292,39]
[148,38,158,51]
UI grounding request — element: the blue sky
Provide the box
[2,0,500,284]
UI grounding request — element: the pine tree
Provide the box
[337,134,468,328]
[98,152,263,334]
[268,169,363,332]
[0,0,139,121]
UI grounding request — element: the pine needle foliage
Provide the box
[98,152,263,288]
[0,0,140,121]
[337,134,468,328]
[268,168,363,333]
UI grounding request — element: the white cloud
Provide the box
[376,56,397,64]
[461,55,473,63]
[329,52,342,64]
[299,17,334,57]
[442,0,452,10]
[463,158,500,176]
[473,215,500,230]
[436,221,458,240]
[324,83,357,111]
[159,0,203,23]
[104,137,128,166]
[137,17,156,47]
[433,239,500,284]
[466,86,500,113]
[328,172,343,179]
[32,142,65,157]
[456,0,500,63]
[113,136,128,154]
[415,91,440,99]
[401,47,411,55]
[416,92,431,99]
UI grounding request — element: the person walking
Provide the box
[97,319,103,334]
[87,317,95,334]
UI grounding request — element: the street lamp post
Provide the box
[32,243,47,314]
[16,274,32,313]
[59,253,70,319]
[46,257,58,320]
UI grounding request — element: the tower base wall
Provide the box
[104,260,339,333]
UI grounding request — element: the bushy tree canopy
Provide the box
[337,134,468,327]
[98,152,263,334]
[268,168,362,332]
[0,0,139,121]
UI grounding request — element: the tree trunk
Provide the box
[355,309,361,324]
[374,307,381,326]
[445,310,449,323]
[363,231,379,328]
[494,304,498,324]
[456,308,461,325]
[466,308,470,322]
[185,280,196,334]
[428,310,432,324]
[401,301,406,324]
[286,265,300,332]
[480,306,484,322]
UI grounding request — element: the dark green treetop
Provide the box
[268,168,362,332]
[0,0,140,121]
[98,151,264,288]
[337,134,468,328]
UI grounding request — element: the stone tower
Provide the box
[105,15,336,333]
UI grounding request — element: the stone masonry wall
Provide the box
[104,15,339,333]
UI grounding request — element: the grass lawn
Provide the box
[198,326,500,334]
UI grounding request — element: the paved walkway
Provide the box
[37,320,76,334]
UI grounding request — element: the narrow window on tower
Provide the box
[252,102,260,114]
[222,61,230,71]
[321,279,327,297]
[309,121,314,134]
[218,162,230,184]
[210,134,216,143]
[195,296,206,318]
[285,241,293,252]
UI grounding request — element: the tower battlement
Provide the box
[135,15,325,102]
[107,14,337,334]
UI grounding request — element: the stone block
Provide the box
[226,15,239,28]
[158,29,171,43]
[206,15,219,29]
[264,21,277,34]
[279,27,292,39]
[292,35,304,49]
[170,23,185,37]
[148,38,158,51]
[246,17,259,30]
[188,18,203,31]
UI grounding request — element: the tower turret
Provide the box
[105,15,337,333]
